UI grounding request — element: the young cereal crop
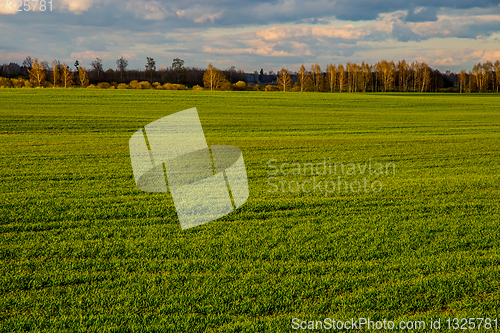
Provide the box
[1,90,499,332]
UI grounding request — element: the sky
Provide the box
[1,0,500,73]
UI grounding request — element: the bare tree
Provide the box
[325,64,337,92]
[61,64,73,88]
[459,70,467,93]
[28,59,46,87]
[351,63,359,92]
[494,60,500,93]
[145,57,156,82]
[363,62,372,92]
[51,60,61,87]
[116,56,128,81]
[347,62,352,92]
[172,58,186,84]
[90,58,103,79]
[470,71,476,92]
[482,61,493,91]
[22,56,33,69]
[375,60,395,92]
[421,63,431,92]
[311,64,323,92]
[78,67,89,87]
[296,65,310,92]
[277,68,291,92]
[203,63,226,91]
[338,64,345,92]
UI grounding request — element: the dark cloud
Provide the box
[331,0,404,21]
[327,0,498,22]
[2,0,499,29]
[392,22,422,42]
[295,18,331,25]
[404,7,438,22]
[1,0,500,72]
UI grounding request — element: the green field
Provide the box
[1,89,500,332]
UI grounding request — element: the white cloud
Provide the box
[253,25,370,42]
[475,49,500,63]
[203,46,295,57]
[432,57,462,66]
[408,14,500,39]
[69,50,114,62]
[176,5,223,23]
[126,0,173,20]
[59,0,94,14]
[194,11,223,23]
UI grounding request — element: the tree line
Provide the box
[458,62,500,93]
[271,60,500,93]
[0,56,246,89]
[1,55,499,93]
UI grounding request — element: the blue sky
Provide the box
[1,0,499,73]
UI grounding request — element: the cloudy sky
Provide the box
[1,0,500,73]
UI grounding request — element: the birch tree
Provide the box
[459,70,467,93]
[78,66,89,87]
[325,63,337,92]
[363,62,371,92]
[61,64,73,88]
[311,64,323,92]
[421,63,431,92]
[338,64,346,92]
[277,68,291,92]
[203,63,227,91]
[51,60,61,87]
[296,64,310,92]
[28,59,46,87]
